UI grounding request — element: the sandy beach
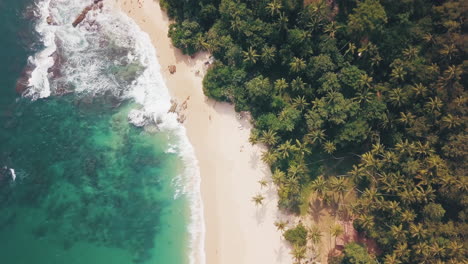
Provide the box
[115,0,293,263]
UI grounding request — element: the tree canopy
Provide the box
[162,0,467,262]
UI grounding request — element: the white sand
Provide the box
[116,0,293,263]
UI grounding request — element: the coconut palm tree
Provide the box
[277,139,295,159]
[274,220,288,232]
[272,169,286,185]
[329,176,348,202]
[330,223,344,248]
[260,129,279,146]
[290,57,306,73]
[251,194,265,206]
[266,0,282,16]
[441,114,461,129]
[402,46,419,60]
[261,45,276,65]
[242,46,260,64]
[305,129,326,145]
[278,12,289,30]
[323,141,336,154]
[425,97,443,112]
[310,175,328,199]
[292,96,309,111]
[274,78,289,94]
[249,130,260,145]
[384,253,402,264]
[411,83,427,97]
[390,224,407,241]
[291,77,306,92]
[290,245,306,263]
[261,150,278,165]
[388,88,407,107]
[258,179,269,188]
[409,223,427,240]
[398,112,415,126]
[390,66,406,82]
[308,225,322,247]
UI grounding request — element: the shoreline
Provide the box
[116,0,293,263]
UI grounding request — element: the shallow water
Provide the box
[0,0,201,263]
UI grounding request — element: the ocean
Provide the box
[0,0,203,263]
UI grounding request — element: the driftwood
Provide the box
[72,0,104,27]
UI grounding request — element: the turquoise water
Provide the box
[0,1,196,263]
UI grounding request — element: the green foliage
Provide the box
[341,243,377,264]
[168,20,203,55]
[283,223,308,247]
[164,0,468,261]
[347,0,388,36]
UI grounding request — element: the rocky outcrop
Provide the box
[72,0,104,27]
[168,65,176,74]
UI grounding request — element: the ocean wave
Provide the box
[26,0,205,263]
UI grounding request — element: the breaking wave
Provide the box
[25,0,205,263]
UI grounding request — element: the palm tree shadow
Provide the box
[309,198,326,223]
[249,150,259,169]
[254,203,268,224]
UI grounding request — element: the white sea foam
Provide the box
[10,169,16,181]
[27,0,205,263]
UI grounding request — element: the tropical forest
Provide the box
[162,0,467,263]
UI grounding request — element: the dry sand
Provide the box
[115,0,293,263]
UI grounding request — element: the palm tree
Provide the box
[398,111,415,126]
[288,163,304,180]
[274,220,288,232]
[390,224,406,241]
[272,169,286,185]
[261,150,278,165]
[324,21,341,39]
[274,78,289,93]
[390,66,406,82]
[402,46,419,60]
[242,47,260,64]
[354,90,374,104]
[305,129,326,144]
[345,42,357,56]
[277,139,295,159]
[330,223,344,248]
[409,223,427,240]
[425,97,443,112]
[266,0,282,16]
[292,96,309,111]
[249,130,260,145]
[260,129,279,146]
[251,194,265,206]
[357,214,374,229]
[400,209,416,223]
[388,88,407,107]
[411,83,427,97]
[289,57,306,73]
[230,17,242,32]
[310,175,328,198]
[261,45,276,65]
[439,43,457,61]
[291,77,306,91]
[384,253,402,264]
[258,179,269,188]
[278,12,289,30]
[441,114,461,128]
[295,139,311,157]
[308,225,322,247]
[290,245,306,263]
[323,141,336,154]
[330,177,348,202]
